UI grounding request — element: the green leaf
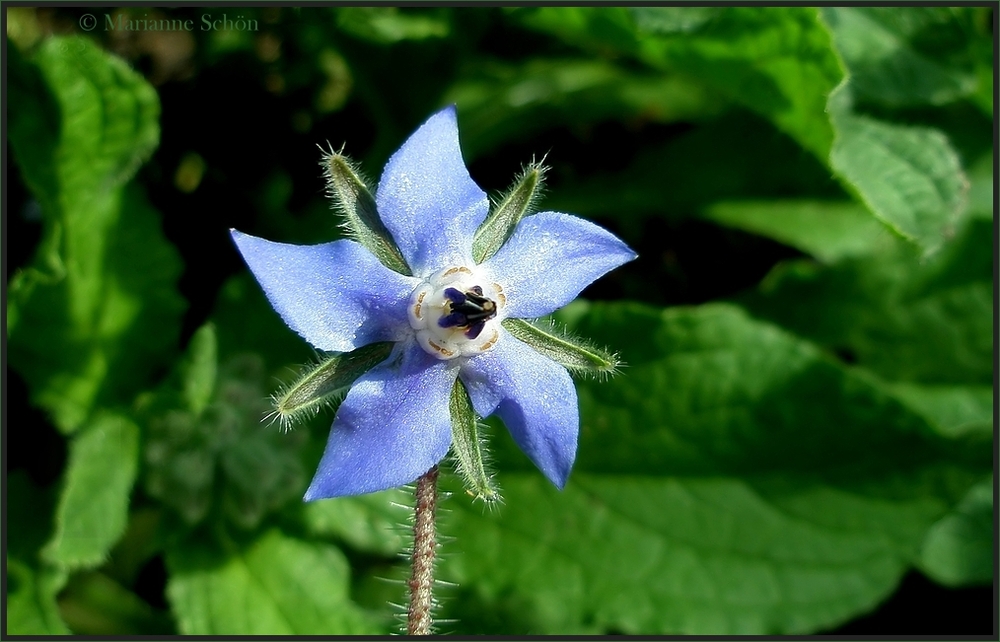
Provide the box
[827,83,969,255]
[442,473,952,635]
[180,324,218,417]
[301,490,411,557]
[564,302,988,480]
[740,217,992,385]
[5,559,70,635]
[8,36,159,211]
[703,200,889,263]
[919,476,994,587]
[512,7,844,159]
[821,8,979,107]
[886,384,992,439]
[166,529,383,634]
[7,36,184,433]
[43,412,140,569]
[439,302,988,634]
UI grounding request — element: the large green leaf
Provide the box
[827,83,969,256]
[7,37,184,433]
[511,7,844,159]
[165,529,383,634]
[435,302,987,634]
[42,412,140,569]
[821,8,980,108]
[565,302,987,481]
[740,217,992,385]
[441,474,947,635]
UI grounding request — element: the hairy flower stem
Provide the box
[407,465,439,635]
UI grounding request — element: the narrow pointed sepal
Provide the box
[321,148,411,276]
[472,160,546,263]
[502,318,621,379]
[449,378,501,503]
[269,342,394,430]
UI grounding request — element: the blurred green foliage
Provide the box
[5,6,993,635]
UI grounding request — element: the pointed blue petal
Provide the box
[304,342,457,499]
[483,212,636,319]
[376,106,488,276]
[231,230,418,352]
[460,335,578,489]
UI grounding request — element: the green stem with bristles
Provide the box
[407,465,439,635]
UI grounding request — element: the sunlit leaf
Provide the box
[827,83,969,255]
[166,529,383,634]
[7,37,184,433]
[43,412,140,569]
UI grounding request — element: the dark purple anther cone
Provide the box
[439,312,469,328]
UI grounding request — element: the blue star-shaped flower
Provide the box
[232,106,635,500]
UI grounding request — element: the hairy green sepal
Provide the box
[503,318,620,377]
[449,379,500,503]
[272,342,393,429]
[472,162,546,263]
[322,150,411,276]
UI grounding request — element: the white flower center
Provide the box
[407,266,506,360]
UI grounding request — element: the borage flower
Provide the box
[231,106,635,501]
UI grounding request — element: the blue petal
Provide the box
[482,212,636,319]
[376,106,488,276]
[460,335,578,489]
[231,230,418,352]
[304,342,458,499]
